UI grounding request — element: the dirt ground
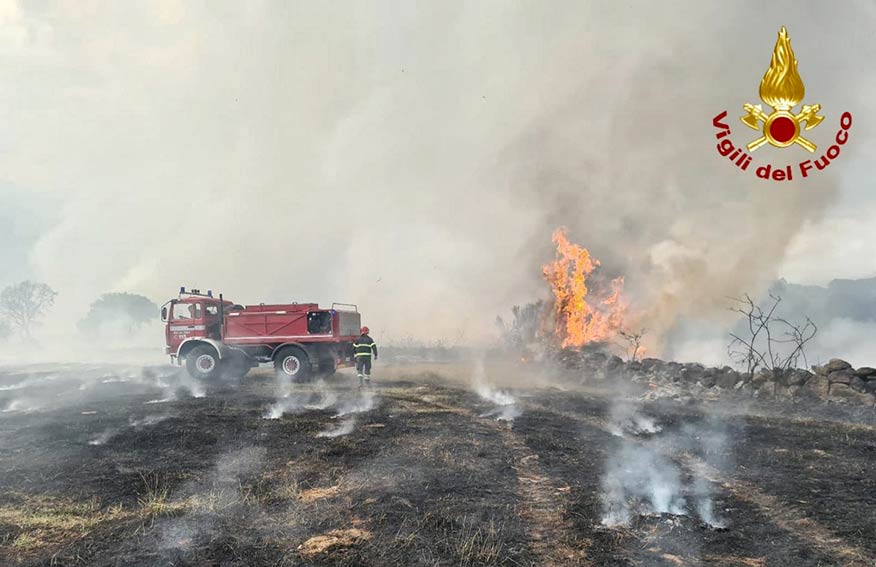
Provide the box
[1,360,875,566]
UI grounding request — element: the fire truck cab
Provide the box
[161,287,361,382]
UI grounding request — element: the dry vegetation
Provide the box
[0,362,875,566]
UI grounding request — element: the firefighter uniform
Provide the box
[353,332,377,385]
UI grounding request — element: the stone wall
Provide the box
[561,349,876,406]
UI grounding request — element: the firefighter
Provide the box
[353,326,377,387]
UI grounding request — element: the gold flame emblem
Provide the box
[741,26,824,152]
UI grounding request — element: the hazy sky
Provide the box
[2,1,875,348]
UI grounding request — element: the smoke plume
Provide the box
[1,2,874,359]
[600,402,728,529]
[472,358,521,421]
[317,417,357,438]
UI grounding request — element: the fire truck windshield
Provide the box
[172,303,200,321]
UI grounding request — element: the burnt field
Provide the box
[1,362,875,566]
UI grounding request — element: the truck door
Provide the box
[204,302,222,339]
[168,302,204,351]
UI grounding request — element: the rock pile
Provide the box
[812,359,876,398]
[562,349,876,406]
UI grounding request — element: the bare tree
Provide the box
[0,319,10,341]
[728,294,777,377]
[727,293,817,378]
[772,315,818,371]
[0,281,58,338]
[618,327,647,361]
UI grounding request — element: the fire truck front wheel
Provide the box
[186,345,222,380]
[274,346,311,383]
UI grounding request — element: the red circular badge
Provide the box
[769,115,797,143]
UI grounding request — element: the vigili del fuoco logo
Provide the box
[712,26,852,182]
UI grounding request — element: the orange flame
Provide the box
[542,228,626,348]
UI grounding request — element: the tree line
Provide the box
[0,281,158,341]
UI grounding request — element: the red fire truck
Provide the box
[161,287,361,382]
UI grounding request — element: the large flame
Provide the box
[759,26,805,110]
[542,228,626,348]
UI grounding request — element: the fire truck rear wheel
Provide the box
[186,345,222,380]
[274,346,311,383]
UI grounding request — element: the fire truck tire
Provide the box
[186,345,222,380]
[274,346,311,383]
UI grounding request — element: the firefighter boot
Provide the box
[364,375,371,387]
[357,373,364,388]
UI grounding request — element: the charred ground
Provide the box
[1,362,875,566]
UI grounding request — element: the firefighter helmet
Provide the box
[360,326,369,334]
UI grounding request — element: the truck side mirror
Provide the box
[161,307,168,321]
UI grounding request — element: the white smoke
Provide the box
[262,383,377,428]
[144,367,203,403]
[263,375,349,419]
[475,382,516,407]
[88,428,116,446]
[2,398,40,413]
[176,371,206,399]
[3,2,873,357]
[303,380,339,410]
[472,358,521,421]
[600,443,686,526]
[129,415,169,428]
[600,403,727,529]
[156,521,196,554]
[263,394,309,420]
[333,390,378,418]
[607,402,662,437]
[151,446,267,556]
[693,477,726,529]
[478,397,522,422]
[317,417,357,438]
[89,413,169,445]
[0,363,206,414]
[807,318,876,368]
[0,373,61,391]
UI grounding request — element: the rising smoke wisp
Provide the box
[472,358,521,421]
[601,402,728,529]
